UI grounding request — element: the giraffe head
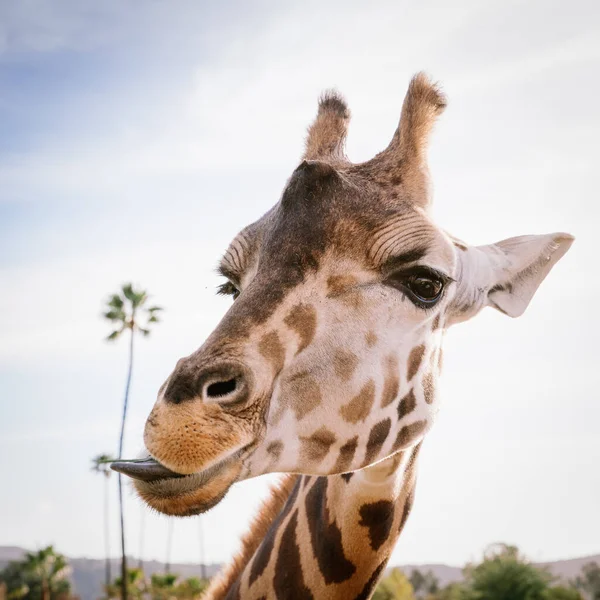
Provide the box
[113,73,573,516]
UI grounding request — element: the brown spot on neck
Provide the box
[364,418,392,465]
[365,331,378,347]
[281,371,322,420]
[358,500,395,551]
[340,379,376,423]
[423,371,436,404]
[299,427,337,463]
[258,331,285,374]
[407,344,426,381]
[273,510,314,599]
[305,477,356,584]
[333,436,359,473]
[284,304,317,354]
[393,420,427,451]
[381,354,400,407]
[333,349,359,381]
[397,388,417,420]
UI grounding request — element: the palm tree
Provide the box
[22,546,71,600]
[92,454,114,593]
[148,574,208,600]
[149,573,177,600]
[103,283,162,600]
[106,568,146,600]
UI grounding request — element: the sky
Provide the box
[1,0,599,572]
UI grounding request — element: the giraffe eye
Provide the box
[217,281,240,300]
[406,275,443,303]
[386,267,447,308]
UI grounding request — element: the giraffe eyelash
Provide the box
[217,281,240,300]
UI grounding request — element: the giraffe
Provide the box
[112,73,573,599]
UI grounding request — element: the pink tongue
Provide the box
[110,458,185,482]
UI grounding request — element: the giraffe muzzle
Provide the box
[112,451,245,516]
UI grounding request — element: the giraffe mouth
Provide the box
[110,457,186,482]
[111,453,243,516]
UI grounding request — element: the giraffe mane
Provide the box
[206,474,299,598]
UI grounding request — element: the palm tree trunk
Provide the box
[118,327,135,600]
[137,507,145,571]
[165,521,174,574]
[198,517,206,581]
[118,476,127,600]
[118,326,134,459]
[104,475,111,591]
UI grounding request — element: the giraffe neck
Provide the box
[206,445,421,600]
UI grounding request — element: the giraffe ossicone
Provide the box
[112,72,573,599]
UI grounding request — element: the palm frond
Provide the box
[103,309,126,322]
[131,292,148,309]
[121,282,136,303]
[106,294,124,309]
[122,282,149,309]
[103,285,161,341]
[106,329,122,341]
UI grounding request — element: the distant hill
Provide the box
[1,546,598,599]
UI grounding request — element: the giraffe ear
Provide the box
[481,232,574,318]
[449,232,574,324]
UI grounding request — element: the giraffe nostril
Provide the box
[163,360,252,406]
[206,378,238,398]
[200,363,252,406]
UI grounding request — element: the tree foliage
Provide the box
[0,547,72,600]
[541,586,584,600]
[103,569,208,600]
[410,569,440,598]
[103,283,162,341]
[377,546,586,600]
[373,568,415,600]
[573,562,600,600]
[105,568,146,600]
[461,544,552,600]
